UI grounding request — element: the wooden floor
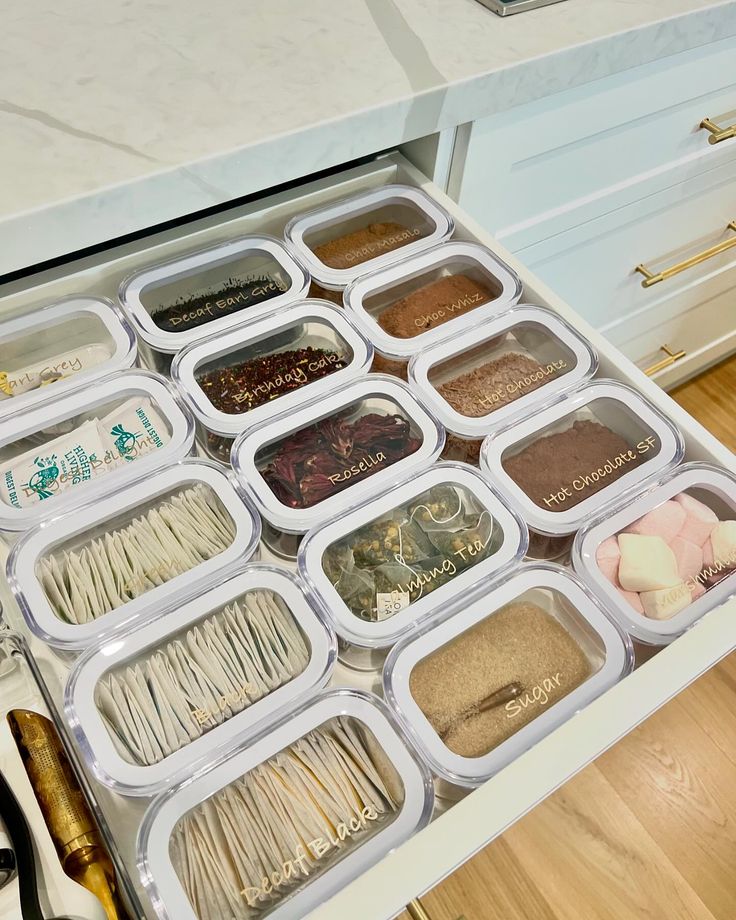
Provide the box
[403,356,736,920]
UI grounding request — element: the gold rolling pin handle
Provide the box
[700,116,736,145]
[635,221,736,288]
[644,344,687,377]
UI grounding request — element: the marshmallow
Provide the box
[669,536,704,582]
[625,501,686,543]
[597,554,620,588]
[640,583,691,620]
[618,533,681,593]
[691,582,706,601]
[619,589,644,614]
[673,493,718,546]
[710,521,736,574]
[596,537,621,562]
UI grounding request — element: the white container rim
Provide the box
[231,374,446,534]
[118,235,310,353]
[171,299,374,438]
[479,379,685,537]
[137,688,434,920]
[344,241,523,359]
[408,304,598,438]
[383,562,634,788]
[65,564,337,797]
[572,461,736,645]
[0,295,138,418]
[284,184,454,290]
[0,369,196,533]
[298,461,529,649]
[7,459,261,651]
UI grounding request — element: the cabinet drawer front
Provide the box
[513,156,736,332]
[455,35,736,241]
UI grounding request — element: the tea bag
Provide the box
[98,397,170,463]
[351,515,433,568]
[428,510,498,572]
[334,568,377,621]
[408,485,465,532]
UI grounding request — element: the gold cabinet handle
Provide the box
[635,221,736,287]
[644,344,687,376]
[407,900,432,920]
[700,116,736,145]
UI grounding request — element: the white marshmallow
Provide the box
[709,521,736,573]
[640,583,691,620]
[618,533,681,593]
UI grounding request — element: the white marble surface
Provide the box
[2,0,735,274]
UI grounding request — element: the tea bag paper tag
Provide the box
[375,591,410,620]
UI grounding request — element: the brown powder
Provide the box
[503,419,649,511]
[313,221,422,270]
[438,352,554,418]
[441,433,482,465]
[371,352,408,380]
[378,275,494,340]
[308,281,343,305]
[409,601,592,758]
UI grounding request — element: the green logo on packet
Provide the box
[24,455,60,500]
[109,423,141,460]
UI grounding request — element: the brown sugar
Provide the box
[438,351,556,418]
[378,275,494,340]
[409,601,593,758]
[313,221,422,270]
[503,419,650,511]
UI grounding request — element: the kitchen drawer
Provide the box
[1,153,735,920]
[452,35,736,243]
[511,154,736,347]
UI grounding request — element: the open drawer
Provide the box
[0,152,735,920]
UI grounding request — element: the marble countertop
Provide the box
[2,0,735,275]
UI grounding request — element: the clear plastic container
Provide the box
[299,462,528,671]
[137,688,434,920]
[0,369,195,537]
[7,459,260,652]
[65,565,337,796]
[231,374,445,539]
[171,300,373,462]
[119,236,310,371]
[0,295,137,419]
[409,305,598,448]
[479,380,685,553]
[573,462,736,645]
[284,184,454,295]
[383,563,633,790]
[344,242,523,375]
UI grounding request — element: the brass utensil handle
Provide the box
[644,344,687,376]
[635,221,736,287]
[700,117,736,145]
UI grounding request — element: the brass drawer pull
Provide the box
[644,344,687,376]
[406,898,466,920]
[700,116,736,145]
[635,221,736,288]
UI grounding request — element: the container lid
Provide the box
[137,688,434,920]
[480,380,684,537]
[0,369,195,533]
[299,462,528,651]
[7,459,261,651]
[573,461,736,645]
[383,562,633,788]
[119,235,310,354]
[0,295,137,419]
[344,241,523,360]
[65,565,336,796]
[284,184,454,290]
[231,374,445,535]
[171,300,373,438]
[409,305,598,438]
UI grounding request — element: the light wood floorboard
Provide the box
[411,355,736,920]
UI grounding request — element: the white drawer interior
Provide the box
[1,152,735,920]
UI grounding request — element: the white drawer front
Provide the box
[454,35,736,241]
[513,156,736,335]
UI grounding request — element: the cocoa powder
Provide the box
[438,352,554,418]
[378,275,493,340]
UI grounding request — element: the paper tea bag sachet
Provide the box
[0,419,107,508]
[0,343,113,401]
[97,397,170,464]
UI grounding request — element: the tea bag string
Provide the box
[407,501,463,529]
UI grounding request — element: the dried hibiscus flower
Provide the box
[262,410,422,509]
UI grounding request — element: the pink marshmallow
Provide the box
[597,536,621,562]
[703,539,714,567]
[597,554,621,587]
[619,589,644,614]
[625,501,686,543]
[673,492,719,546]
[691,582,706,600]
[669,536,704,582]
